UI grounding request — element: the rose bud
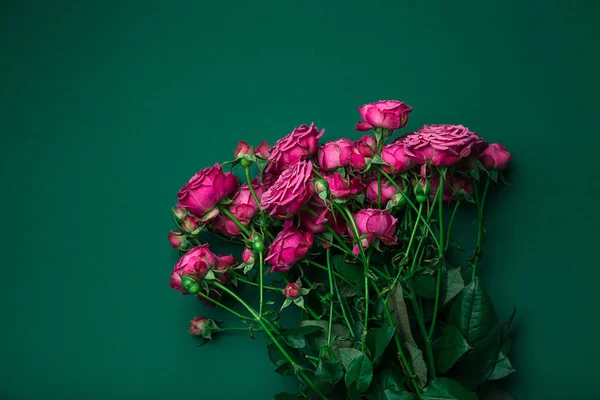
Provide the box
[265,225,314,272]
[215,254,237,285]
[255,140,271,158]
[172,207,187,222]
[261,161,314,219]
[317,138,353,171]
[283,282,302,299]
[449,175,473,198]
[250,232,264,253]
[177,164,238,221]
[387,192,408,210]
[355,100,412,132]
[169,244,217,294]
[242,247,255,265]
[349,135,377,170]
[479,143,512,170]
[234,141,254,159]
[168,230,187,248]
[180,276,201,294]
[403,125,488,167]
[366,178,399,205]
[414,179,431,204]
[380,138,415,174]
[266,123,324,174]
[189,316,219,339]
[323,173,363,200]
[180,215,201,234]
[349,209,398,254]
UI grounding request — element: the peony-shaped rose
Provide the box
[265,225,314,272]
[283,282,302,299]
[365,179,400,205]
[323,172,363,200]
[317,138,353,171]
[169,244,217,294]
[349,135,377,170]
[212,177,267,236]
[349,209,398,254]
[356,100,412,131]
[266,123,324,173]
[261,161,314,219]
[381,138,415,174]
[177,164,238,221]
[403,125,487,167]
[479,143,512,170]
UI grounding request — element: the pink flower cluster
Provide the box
[168,99,512,301]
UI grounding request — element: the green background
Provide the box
[1,1,599,399]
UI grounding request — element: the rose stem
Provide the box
[428,168,447,340]
[471,178,490,279]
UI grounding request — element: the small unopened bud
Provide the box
[283,282,302,299]
[189,316,219,340]
[181,275,200,294]
[414,179,431,204]
[255,141,271,158]
[168,230,192,251]
[242,247,255,265]
[180,215,200,233]
[250,232,264,253]
[314,178,330,202]
[387,192,407,209]
[172,207,187,222]
[234,141,254,159]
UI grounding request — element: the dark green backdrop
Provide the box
[1,1,599,399]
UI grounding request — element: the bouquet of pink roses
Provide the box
[167,100,513,399]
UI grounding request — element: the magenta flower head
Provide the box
[261,161,314,219]
[349,135,377,170]
[242,247,255,265]
[322,172,363,200]
[180,215,201,234]
[234,141,254,159]
[349,209,398,254]
[381,138,415,174]
[317,138,353,171]
[366,178,399,205]
[169,244,217,294]
[177,163,238,221]
[479,143,512,170]
[212,178,267,236]
[265,224,314,272]
[266,123,324,174]
[403,125,487,167]
[283,282,302,299]
[255,140,271,158]
[355,100,412,132]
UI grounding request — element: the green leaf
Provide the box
[422,378,479,400]
[448,277,498,345]
[281,334,307,349]
[414,274,437,299]
[404,342,427,388]
[488,334,516,380]
[366,325,395,363]
[333,254,364,285]
[315,358,343,385]
[345,353,373,395]
[443,268,464,305]
[339,347,364,370]
[387,284,416,346]
[433,326,470,373]
[381,390,417,400]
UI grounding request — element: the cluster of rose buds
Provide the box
[168,98,511,323]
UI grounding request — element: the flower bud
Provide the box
[314,178,330,201]
[414,179,431,204]
[283,282,302,299]
[242,247,255,265]
[180,215,201,233]
[255,141,271,158]
[168,230,192,251]
[188,316,207,336]
[387,192,407,209]
[181,275,201,294]
[234,141,254,159]
[250,232,264,253]
[172,207,187,222]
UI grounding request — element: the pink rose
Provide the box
[403,125,487,167]
[381,138,415,174]
[300,204,331,233]
[429,174,452,202]
[356,100,412,131]
[479,143,512,170]
[261,161,314,219]
[189,316,208,337]
[349,209,398,254]
[234,141,254,158]
[283,282,302,299]
[177,164,238,220]
[267,123,324,173]
[366,179,400,205]
[169,244,217,294]
[265,225,314,272]
[214,254,237,284]
[430,174,473,203]
[349,135,377,170]
[317,138,353,171]
[323,172,363,200]
[242,247,255,264]
[212,177,266,236]
[255,141,271,158]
